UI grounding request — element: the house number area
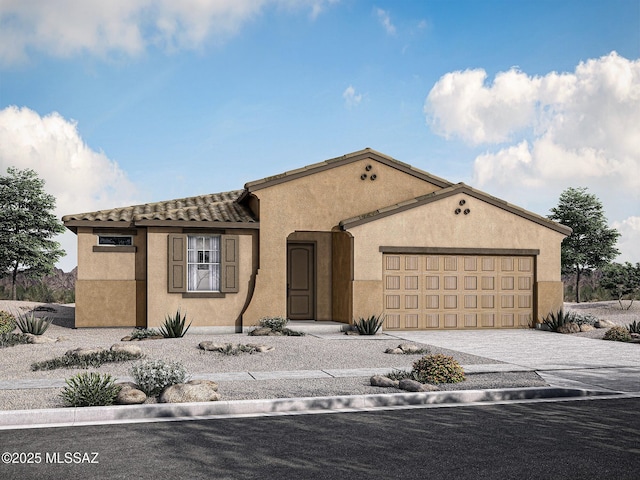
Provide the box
[2,451,99,464]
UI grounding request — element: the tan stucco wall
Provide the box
[243,158,444,323]
[75,227,146,327]
[536,281,564,323]
[348,192,566,321]
[75,280,142,327]
[145,227,254,328]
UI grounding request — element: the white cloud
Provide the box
[375,8,396,35]
[0,0,339,64]
[425,52,640,262]
[0,106,140,271]
[342,85,362,108]
[613,217,640,265]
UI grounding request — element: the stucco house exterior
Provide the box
[63,148,571,332]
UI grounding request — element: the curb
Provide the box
[0,387,619,431]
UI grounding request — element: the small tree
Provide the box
[0,167,65,300]
[548,187,620,303]
[600,262,640,310]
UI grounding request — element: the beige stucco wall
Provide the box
[145,227,254,328]
[243,158,444,323]
[347,192,566,320]
[75,227,146,327]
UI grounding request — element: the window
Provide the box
[168,234,239,294]
[187,235,220,292]
[98,235,133,246]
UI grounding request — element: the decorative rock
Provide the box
[65,347,106,356]
[199,342,228,351]
[115,384,147,405]
[160,380,220,403]
[249,327,272,336]
[384,347,404,354]
[344,330,360,336]
[580,324,596,332]
[117,381,139,390]
[557,323,580,334]
[398,379,439,392]
[55,336,69,342]
[595,319,616,329]
[120,336,133,342]
[370,375,399,388]
[26,334,57,344]
[398,343,424,354]
[139,335,164,340]
[246,343,274,353]
[110,343,143,356]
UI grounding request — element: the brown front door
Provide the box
[287,242,315,320]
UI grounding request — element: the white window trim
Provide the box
[187,235,221,292]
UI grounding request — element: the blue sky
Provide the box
[1,0,638,272]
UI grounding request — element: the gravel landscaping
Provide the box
[1,299,637,411]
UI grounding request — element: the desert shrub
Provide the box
[384,369,416,381]
[627,320,640,335]
[0,332,30,348]
[570,313,598,326]
[15,312,52,335]
[353,314,384,335]
[218,343,259,355]
[60,372,121,407]
[259,316,289,332]
[603,326,632,342]
[541,310,576,332]
[31,349,143,371]
[130,359,188,396]
[130,328,161,340]
[411,354,465,384]
[159,309,191,338]
[0,311,16,334]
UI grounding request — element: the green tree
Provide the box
[0,167,65,300]
[548,187,620,303]
[600,262,640,310]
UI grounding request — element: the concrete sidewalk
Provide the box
[1,329,638,429]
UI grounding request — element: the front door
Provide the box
[287,242,315,320]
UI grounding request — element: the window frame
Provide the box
[97,235,134,247]
[187,234,221,293]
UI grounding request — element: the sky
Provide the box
[0,0,638,273]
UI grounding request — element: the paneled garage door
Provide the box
[383,254,534,330]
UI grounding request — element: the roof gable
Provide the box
[339,183,572,236]
[243,148,453,193]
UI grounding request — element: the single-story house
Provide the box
[63,148,571,331]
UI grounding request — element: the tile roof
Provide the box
[62,190,257,225]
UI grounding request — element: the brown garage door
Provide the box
[383,254,533,330]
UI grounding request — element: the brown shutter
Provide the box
[168,234,186,293]
[220,235,239,293]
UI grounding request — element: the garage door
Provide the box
[383,254,533,330]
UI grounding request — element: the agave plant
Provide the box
[15,312,53,335]
[159,309,191,338]
[353,314,384,335]
[541,310,576,332]
[627,320,640,335]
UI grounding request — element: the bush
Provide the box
[259,316,289,332]
[541,310,576,332]
[570,313,598,326]
[627,320,640,335]
[411,354,465,384]
[130,328,161,340]
[603,326,632,342]
[60,372,121,407]
[130,359,188,396]
[384,369,416,382]
[15,312,52,335]
[159,310,191,338]
[0,311,16,334]
[353,314,384,335]
[0,332,30,348]
[31,349,143,371]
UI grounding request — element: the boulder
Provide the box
[120,336,133,342]
[246,343,274,352]
[160,380,220,403]
[116,385,147,405]
[398,343,425,354]
[344,330,360,336]
[55,336,69,342]
[26,334,57,344]
[65,347,107,356]
[595,319,616,329]
[117,381,140,390]
[110,343,143,356]
[398,379,439,392]
[557,323,580,334]
[199,341,227,351]
[384,348,404,354]
[580,324,596,332]
[249,327,272,336]
[370,375,399,388]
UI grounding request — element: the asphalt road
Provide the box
[1,397,639,480]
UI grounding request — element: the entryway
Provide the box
[287,242,316,320]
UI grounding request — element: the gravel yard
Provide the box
[1,300,637,411]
